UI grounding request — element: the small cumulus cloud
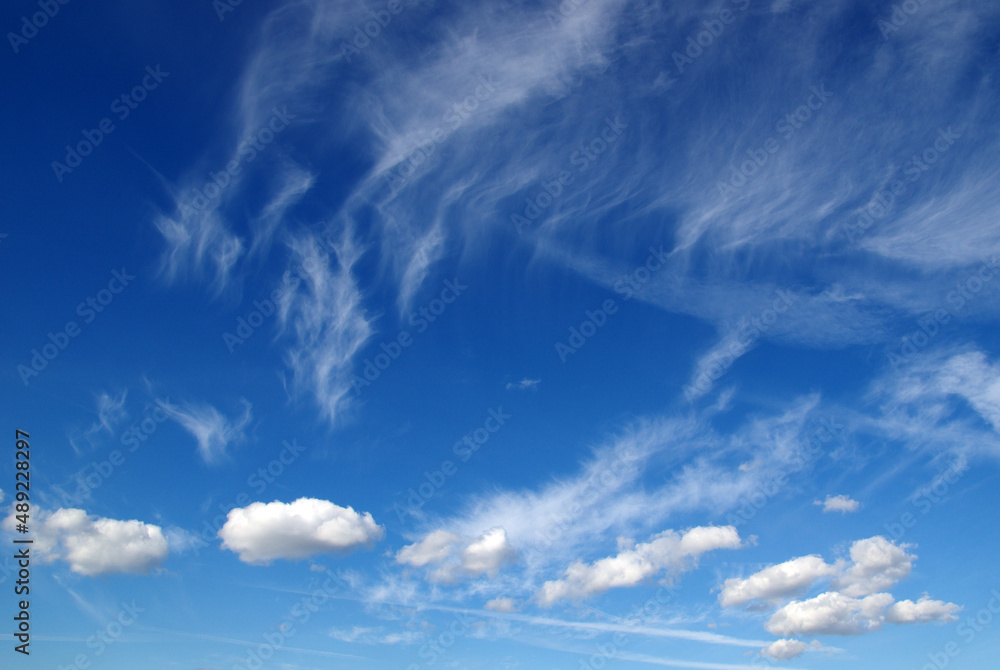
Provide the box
[219,498,384,565]
[814,494,861,513]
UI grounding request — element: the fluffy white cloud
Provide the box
[396,527,515,582]
[396,530,461,567]
[219,498,383,564]
[833,536,915,597]
[4,508,168,576]
[723,535,960,640]
[537,526,741,606]
[887,595,962,623]
[484,597,519,613]
[761,638,811,660]
[766,592,895,636]
[814,494,861,513]
[158,398,252,464]
[720,555,837,607]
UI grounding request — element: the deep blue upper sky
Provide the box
[3,1,1000,668]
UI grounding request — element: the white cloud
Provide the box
[219,498,383,564]
[484,597,520,613]
[157,398,252,464]
[719,556,837,608]
[766,592,895,636]
[722,535,960,639]
[397,527,516,582]
[329,626,421,645]
[833,536,915,598]
[276,228,373,425]
[761,638,811,660]
[814,494,861,514]
[70,390,129,454]
[537,526,741,606]
[396,530,462,568]
[506,378,541,391]
[4,508,168,576]
[887,595,962,624]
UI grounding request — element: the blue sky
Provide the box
[3,0,1000,668]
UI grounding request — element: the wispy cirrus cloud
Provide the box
[157,397,252,464]
[276,227,373,425]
